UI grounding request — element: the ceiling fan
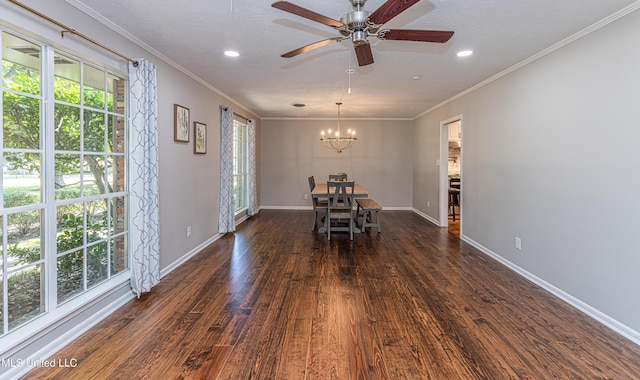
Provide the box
[272,0,454,66]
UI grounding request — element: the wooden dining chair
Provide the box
[308,176,327,231]
[326,180,355,240]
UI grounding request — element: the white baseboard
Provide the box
[158,214,255,278]
[410,209,640,347]
[10,209,636,380]
[259,205,312,210]
[160,234,224,278]
[3,229,229,380]
[2,282,135,379]
[411,208,440,226]
[259,205,412,211]
[460,234,640,347]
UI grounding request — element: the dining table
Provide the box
[311,183,369,199]
[311,183,369,234]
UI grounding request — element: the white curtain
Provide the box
[218,106,236,233]
[128,59,160,297]
[247,119,259,216]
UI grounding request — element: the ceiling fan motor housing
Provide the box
[340,10,372,44]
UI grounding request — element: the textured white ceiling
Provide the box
[68,0,639,118]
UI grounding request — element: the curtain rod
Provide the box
[222,106,250,123]
[8,0,139,66]
[234,113,249,123]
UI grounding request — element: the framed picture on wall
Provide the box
[194,121,207,154]
[174,104,190,142]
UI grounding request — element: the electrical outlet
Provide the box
[304,193,308,200]
[515,237,522,250]
[427,201,430,208]
[187,225,192,237]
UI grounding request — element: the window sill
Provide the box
[0,271,131,357]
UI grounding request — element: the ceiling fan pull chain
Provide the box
[348,55,352,95]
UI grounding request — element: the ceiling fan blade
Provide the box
[379,29,454,43]
[369,0,420,25]
[354,43,374,66]
[281,37,345,58]
[272,1,344,28]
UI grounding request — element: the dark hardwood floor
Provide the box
[448,215,460,236]
[23,210,640,379]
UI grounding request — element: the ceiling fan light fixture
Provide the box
[352,30,368,45]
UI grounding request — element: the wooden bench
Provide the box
[355,198,382,233]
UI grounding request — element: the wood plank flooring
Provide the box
[23,210,640,379]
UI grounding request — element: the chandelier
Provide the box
[320,102,357,153]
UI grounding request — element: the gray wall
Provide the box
[413,7,640,336]
[154,63,257,270]
[3,1,640,375]
[259,118,413,209]
[1,0,258,271]
[0,1,257,375]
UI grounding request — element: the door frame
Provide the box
[439,115,463,227]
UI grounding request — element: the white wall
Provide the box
[413,8,640,338]
[260,118,413,209]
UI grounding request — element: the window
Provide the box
[1,30,128,336]
[232,117,247,214]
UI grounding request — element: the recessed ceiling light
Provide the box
[224,50,239,57]
[457,50,473,57]
[411,75,423,80]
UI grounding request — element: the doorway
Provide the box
[439,116,462,235]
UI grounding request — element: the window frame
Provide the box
[0,28,130,346]
[232,117,248,215]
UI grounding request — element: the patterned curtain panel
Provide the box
[219,106,236,233]
[247,119,259,216]
[129,59,160,297]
